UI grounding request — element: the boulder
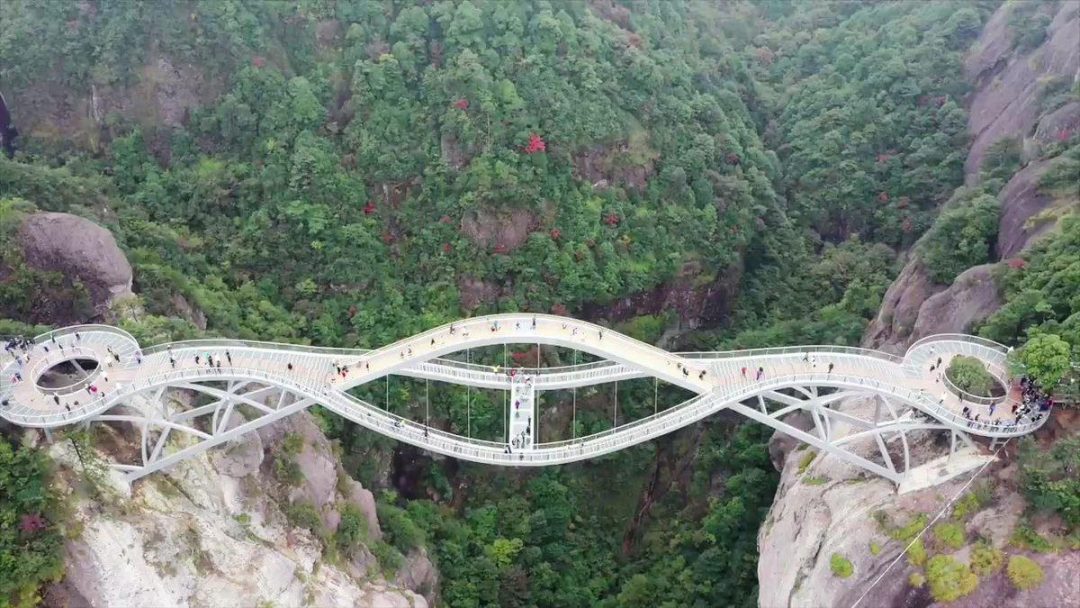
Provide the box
[18,212,133,318]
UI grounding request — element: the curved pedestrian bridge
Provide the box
[0,314,1046,487]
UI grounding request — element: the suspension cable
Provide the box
[466,347,471,438]
[572,349,577,439]
[613,380,618,428]
[425,377,430,427]
[504,343,508,442]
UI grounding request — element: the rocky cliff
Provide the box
[864,0,1079,353]
[757,405,1079,608]
[40,410,435,608]
[761,4,1079,605]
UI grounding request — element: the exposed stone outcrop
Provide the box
[863,259,943,354]
[866,0,1079,353]
[757,398,1079,608]
[460,207,538,254]
[996,160,1059,259]
[43,417,427,608]
[908,263,1004,340]
[10,53,220,149]
[572,139,657,192]
[18,212,133,319]
[963,1,1080,183]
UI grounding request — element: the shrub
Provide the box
[907,538,928,568]
[282,433,304,456]
[952,483,993,521]
[926,555,978,602]
[970,543,1004,577]
[335,504,369,556]
[908,572,926,588]
[274,454,303,486]
[803,475,829,486]
[891,513,929,542]
[946,356,996,397]
[1018,436,1080,530]
[371,541,404,574]
[933,522,967,551]
[1006,555,1045,590]
[1011,523,1059,553]
[797,451,816,474]
[869,541,882,556]
[376,502,425,554]
[830,553,854,578]
[285,501,322,535]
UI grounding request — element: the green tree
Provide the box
[1017,333,1073,389]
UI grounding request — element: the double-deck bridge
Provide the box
[1,314,1045,491]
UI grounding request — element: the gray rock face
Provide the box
[757,396,1080,608]
[996,160,1060,259]
[18,212,133,318]
[863,259,943,353]
[963,1,1080,184]
[395,548,439,603]
[44,428,427,608]
[210,411,264,478]
[908,264,1003,339]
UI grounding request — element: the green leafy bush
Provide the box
[1006,555,1045,590]
[909,572,926,588]
[335,504,370,556]
[926,555,978,602]
[1018,437,1080,530]
[946,356,997,397]
[285,501,322,535]
[376,501,425,554]
[970,543,1004,577]
[908,538,928,568]
[797,451,817,474]
[933,522,967,550]
[953,483,993,521]
[830,553,854,578]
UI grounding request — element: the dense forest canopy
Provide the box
[1,1,1077,607]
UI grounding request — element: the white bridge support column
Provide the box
[508,376,535,450]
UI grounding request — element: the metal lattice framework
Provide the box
[0,314,1048,489]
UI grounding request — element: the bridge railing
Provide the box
[907,334,1010,356]
[676,345,904,364]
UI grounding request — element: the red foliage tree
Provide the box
[363,201,377,215]
[20,513,46,534]
[523,133,546,154]
[443,243,453,254]
[549,228,561,240]
[604,213,620,227]
[454,98,469,110]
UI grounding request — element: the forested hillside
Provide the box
[1,1,1077,607]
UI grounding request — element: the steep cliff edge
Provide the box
[864,0,1079,353]
[40,410,435,608]
[761,5,1079,605]
[757,407,1079,608]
